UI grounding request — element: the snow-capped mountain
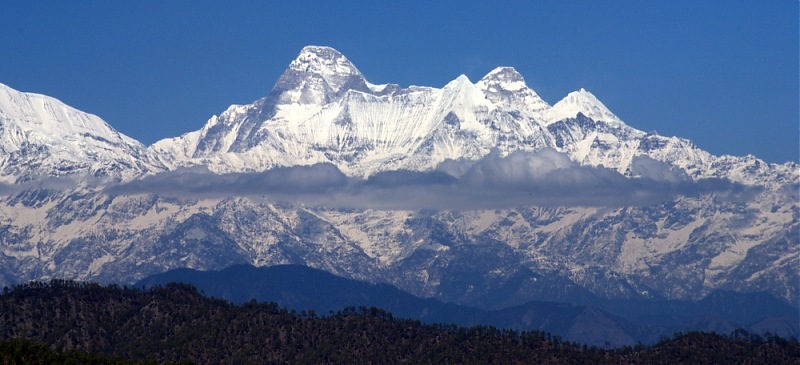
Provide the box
[149,46,577,176]
[0,45,797,317]
[149,46,795,188]
[0,84,158,184]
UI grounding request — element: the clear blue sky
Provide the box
[1,1,797,163]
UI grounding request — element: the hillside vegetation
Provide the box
[1,281,797,364]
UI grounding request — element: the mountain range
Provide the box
[136,264,799,347]
[0,46,796,340]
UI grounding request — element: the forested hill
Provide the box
[0,281,798,365]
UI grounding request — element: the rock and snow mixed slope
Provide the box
[0,46,797,310]
[0,84,159,184]
[147,46,633,175]
[150,46,795,187]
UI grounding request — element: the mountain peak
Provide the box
[448,74,473,86]
[548,88,623,125]
[476,67,549,112]
[290,46,361,79]
[299,45,340,54]
[478,67,525,89]
[0,82,150,182]
[0,83,140,148]
[270,46,370,105]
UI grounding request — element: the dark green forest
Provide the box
[0,281,797,364]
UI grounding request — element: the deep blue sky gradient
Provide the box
[1,1,797,163]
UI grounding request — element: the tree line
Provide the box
[0,280,797,364]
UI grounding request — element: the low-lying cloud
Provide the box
[104,163,348,197]
[98,149,756,210]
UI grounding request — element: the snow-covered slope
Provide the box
[151,46,797,188]
[3,46,791,189]
[0,83,157,183]
[547,88,624,127]
[151,46,564,176]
